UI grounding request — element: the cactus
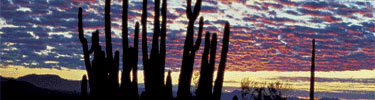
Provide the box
[165,71,173,100]
[78,0,122,98]
[121,0,131,95]
[195,23,231,100]
[81,74,88,98]
[131,22,140,100]
[120,0,140,99]
[213,22,230,100]
[141,0,149,96]
[195,32,216,100]
[310,39,315,100]
[141,0,169,99]
[177,0,203,98]
[232,95,238,100]
[77,0,233,100]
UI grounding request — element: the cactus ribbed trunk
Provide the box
[213,23,230,100]
[195,22,231,100]
[131,22,140,100]
[196,31,216,100]
[121,0,131,98]
[78,0,120,99]
[141,0,168,99]
[141,0,150,95]
[105,0,113,60]
[177,0,203,99]
[121,0,130,90]
[310,39,315,100]
[77,0,233,100]
[196,32,211,100]
[120,0,140,99]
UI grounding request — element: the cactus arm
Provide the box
[192,17,204,53]
[113,50,120,87]
[160,0,167,69]
[196,32,211,99]
[192,0,202,20]
[141,0,148,68]
[151,0,160,57]
[105,0,113,60]
[122,0,129,72]
[208,33,217,90]
[186,0,193,19]
[141,0,150,93]
[132,22,140,100]
[78,7,92,73]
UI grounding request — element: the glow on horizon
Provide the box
[1,65,374,94]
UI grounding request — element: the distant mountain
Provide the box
[17,74,82,92]
[1,79,80,100]
[220,90,242,100]
[0,75,351,100]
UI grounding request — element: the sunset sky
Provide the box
[1,0,375,99]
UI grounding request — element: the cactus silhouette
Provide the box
[232,95,239,100]
[212,22,231,100]
[165,71,173,100]
[120,0,140,99]
[81,74,88,99]
[177,0,203,99]
[141,0,169,99]
[78,0,230,100]
[195,32,216,100]
[310,39,315,100]
[78,0,126,99]
[195,23,231,100]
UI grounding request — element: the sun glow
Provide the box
[1,65,374,93]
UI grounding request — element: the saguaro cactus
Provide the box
[141,0,168,99]
[165,71,173,100]
[213,22,231,100]
[195,32,216,100]
[232,96,238,100]
[131,22,140,100]
[120,0,140,99]
[177,0,203,98]
[78,0,120,99]
[310,39,315,100]
[81,74,88,97]
[195,23,231,100]
[77,0,233,100]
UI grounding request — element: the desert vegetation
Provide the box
[78,0,231,100]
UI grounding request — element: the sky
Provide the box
[1,0,375,99]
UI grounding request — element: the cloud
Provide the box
[0,0,374,72]
[272,76,375,84]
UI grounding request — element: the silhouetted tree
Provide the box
[310,39,315,100]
